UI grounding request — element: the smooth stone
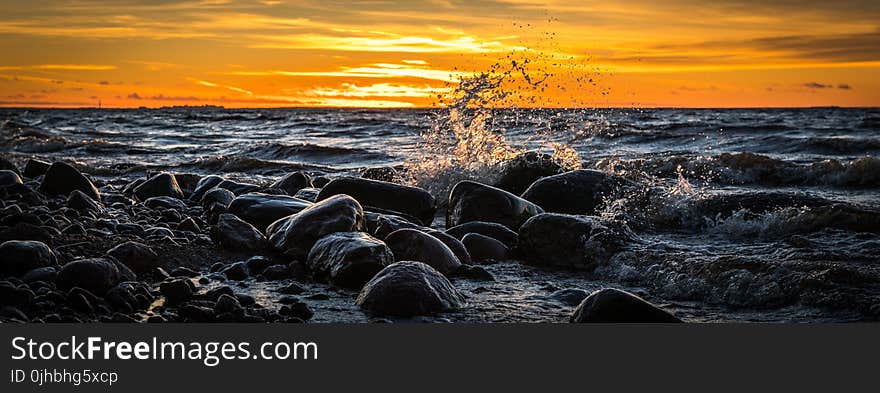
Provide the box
[445,221,519,248]
[134,172,183,200]
[0,170,23,186]
[261,265,289,280]
[21,266,58,283]
[105,241,159,275]
[270,172,312,195]
[425,230,472,265]
[38,162,100,201]
[266,194,365,259]
[66,189,103,213]
[384,229,461,275]
[447,180,543,231]
[23,159,51,179]
[56,258,123,295]
[211,213,266,251]
[0,240,56,277]
[356,261,466,317]
[494,151,565,195]
[518,213,631,270]
[307,232,393,289]
[316,177,436,225]
[570,288,683,323]
[221,262,249,281]
[160,279,193,304]
[228,193,312,232]
[177,217,200,232]
[214,294,241,314]
[293,187,320,202]
[549,288,590,306]
[189,175,224,201]
[371,213,426,239]
[217,180,259,195]
[0,156,19,175]
[200,187,235,208]
[144,196,187,210]
[522,169,633,215]
[461,233,509,262]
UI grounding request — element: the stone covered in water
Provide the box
[570,288,683,323]
[522,169,632,215]
[317,176,436,225]
[228,192,312,232]
[356,261,466,317]
[307,231,393,289]
[384,228,461,275]
[518,213,631,270]
[267,194,365,259]
[447,180,543,231]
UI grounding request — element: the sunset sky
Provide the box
[0,0,878,108]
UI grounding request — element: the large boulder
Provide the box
[228,193,312,232]
[570,288,683,323]
[211,214,267,251]
[425,230,472,266]
[270,172,312,195]
[494,151,565,195]
[38,162,100,201]
[134,172,184,200]
[200,187,235,208]
[317,177,435,225]
[0,240,56,277]
[216,180,259,195]
[518,213,631,270]
[0,170,23,186]
[445,221,518,248]
[56,258,123,295]
[105,241,159,275]
[461,233,509,262]
[306,232,393,289]
[447,180,543,231]
[144,196,187,210]
[66,190,103,213]
[384,229,461,275]
[0,156,20,175]
[370,213,427,239]
[189,175,224,201]
[266,194,365,259]
[23,159,51,179]
[356,261,466,317]
[521,169,632,215]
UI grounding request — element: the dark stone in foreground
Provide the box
[160,278,193,304]
[522,169,632,215]
[134,172,184,200]
[228,192,312,232]
[317,177,436,225]
[0,240,56,277]
[271,171,312,195]
[570,288,683,323]
[56,258,123,295]
[67,190,103,213]
[356,261,466,317]
[445,221,519,248]
[494,151,565,195]
[447,180,543,231]
[267,194,365,259]
[384,229,461,275]
[105,241,159,275]
[23,159,51,179]
[518,213,631,270]
[462,233,509,262]
[0,170,22,186]
[38,162,100,201]
[211,214,266,251]
[307,232,393,289]
[190,175,224,201]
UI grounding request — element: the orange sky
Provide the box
[0,0,878,108]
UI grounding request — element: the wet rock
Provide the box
[178,304,215,322]
[261,265,289,280]
[447,180,543,231]
[522,169,632,215]
[271,172,312,195]
[311,176,330,188]
[279,301,313,321]
[370,213,426,240]
[307,232,393,289]
[0,170,23,186]
[214,294,242,314]
[228,193,312,232]
[452,264,495,281]
[160,279,193,304]
[267,194,365,259]
[21,266,57,283]
[0,156,19,175]
[278,282,305,295]
[170,267,199,278]
[494,151,566,195]
[38,162,100,201]
[221,261,249,281]
[356,261,466,317]
[570,288,683,323]
[0,306,28,322]
[518,213,631,270]
[462,233,509,262]
[134,172,183,200]
[105,241,159,275]
[549,288,590,306]
[200,187,235,208]
[177,217,200,232]
[384,229,461,275]
[361,167,403,183]
[190,175,224,201]
[217,180,259,195]
[425,230,472,265]
[211,213,266,251]
[0,282,34,307]
[317,177,435,225]
[67,190,103,213]
[0,240,56,277]
[445,221,518,248]
[243,256,275,274]
[56,258,123,295]
[144,196,187,210]
[23,159,51,179]
[68,292,94,313]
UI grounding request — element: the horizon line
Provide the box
[1,105,878,110]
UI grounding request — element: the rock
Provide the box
[190,175,224,201]
[228,193,312,232]
[425,230,472,265]
[170,173,201,198]
[105,241,159,275]
[521,169,632,215]
[221,261,249,281]
[261,265,289,280]
[278,282,305,295]
[447,180,543,230]
[177,217,200,232]
[549,288,590,306]
[178,304,215,322]
[68,292,94,313]
[266,194,365,259]
[134,172,183,200]
[243,256,275,274]
[307,232,393,289]
[270,172,312,195]
[371,213,426,239]
[217,180,259,195]
[293,187,320,202]
[312,176,330,188]
[21,266,57,283]
[200,187,235,208]
[0,240,56,277]
[570,288,683,323]
[0,306,28,322]
[518,213,631,270]
[495,151,566,195]
[445,221,519,248]
[452,264,495,281]
[56,258,122,295]
[0,170,23,186]
[160,279,193,304]
[356,262,466,317]
[384,229,461,275]
[316,177,435,225]
[211,213,266,251]
[23,159,51,179]
[66,190,103,213]
[214,294,241,314]
[361,167,403,183]
[0,282,34,307]
[279,301,313,321]
[0,156,20,175]
[144,196,187,210]
[461,233,509,262]
[38,162,100,201]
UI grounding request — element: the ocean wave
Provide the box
[240,141,393,163]
[176,155,333,173]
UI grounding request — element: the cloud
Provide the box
[305,83,450,98]
[837,83,853,90]
[803,82,832,89]
[127,92,142,99]
[99,81,110,85]
[195,79,253,95]
[227,61,463,82]
[0,64,116,71]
